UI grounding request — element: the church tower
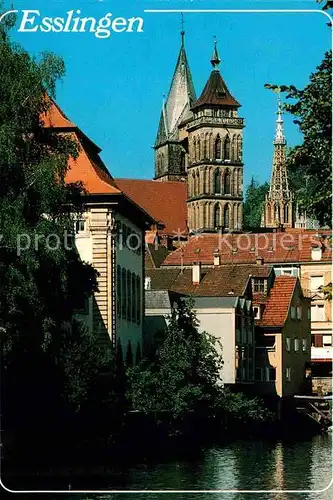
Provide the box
[263,95,293,228]
[186,39,244,233]
[154,29,196,181]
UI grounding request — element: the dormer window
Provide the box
[253,306,261,319]
[253,279,265,293]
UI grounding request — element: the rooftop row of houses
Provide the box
[144,263,311,398]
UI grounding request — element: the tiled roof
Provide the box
[258,276,297,327]
[145,244,170,269]
[147,264,273,297]
[115,179,188,236]
[42,99,120,195]
[192,70,240,109]
[162,231,332,266]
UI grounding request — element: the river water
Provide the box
[67,434,332,499]
[4,434,333,498]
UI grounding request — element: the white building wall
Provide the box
[195,309,236,384]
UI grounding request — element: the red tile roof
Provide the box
[42,99,120,195]
[115,179,188,236]
[162,231,332,266]
[258,276,297,327]
[147,264,273,297]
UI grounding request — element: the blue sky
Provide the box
[6,0,332,186]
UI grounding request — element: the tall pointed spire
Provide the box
[211,36,221,69]
[274,93,286,145]
[263,93,293,228]
[155,24,196,145]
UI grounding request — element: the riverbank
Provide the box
[1,404,326,492]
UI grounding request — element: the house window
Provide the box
[117,265,121,318]
[122,268,126,319]
[255,368,263,381]
[253,279,265,293]
[297,306,302,320]
[75,219,85,233]
[127,270,131,320]
[286,338,291,352]
[145,276,151,290]
[290,306,296,319]
[253,306,260,319]
[136,275,141,324]
[294,338,300,351]
[323,335,332,347]
[302,338,308,352]
[310,275,324,292]
[312,334,323,347]
[311,304,325,322]
[286,367,291,381]
[131,273,136,323]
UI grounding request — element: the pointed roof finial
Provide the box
[180,13,185,46]
[274,90,286,145]
[211,36,221,69]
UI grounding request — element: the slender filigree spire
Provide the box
[274,93,286,145]
[263,93,293,228]
[211,36,221,69]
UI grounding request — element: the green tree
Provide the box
[127,298,223,414]
[265,50,332,227]
[243,177,269,229]
[0,4,106,427]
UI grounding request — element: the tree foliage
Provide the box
[243,177,269,229]
[127,299,223,414]
[264,49,332,227]
[0,3,108,424]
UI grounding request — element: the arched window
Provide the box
[197,138,201,161]
[196,170,200,195]
[203,134,208,159]
[136,275,141,324]
[117,265,121,318]
[193,137,197,162]
[234,204,238,230]
[214,204,220,228]
[214,135,221,160]
[224,136,231,160]
[275,203,280,223]
[131,273,136,322]
[127,270,131,320]
[224,169,231,195]
[193,204,196,229]
[224,205,230,229]
[237,135,242,161]
[231,135,236,161]
[122,268,126,319]
[214,169,221,194]
[203,168,207,194]
[191,172,195,197]
[284,204,289,223]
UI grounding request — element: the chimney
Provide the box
[192,262,202,285]
[256,256,264,265]
[213,249,220,267]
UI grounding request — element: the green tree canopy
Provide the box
[243,177,269,229]
[127,298,223,414]
[0,4,108,421]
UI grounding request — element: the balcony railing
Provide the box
[187,116,245,129]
